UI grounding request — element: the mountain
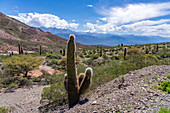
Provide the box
[0,12,86,52]
[40,27,170,46]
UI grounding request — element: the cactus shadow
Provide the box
[78,98,89,105]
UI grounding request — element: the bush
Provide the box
[3,55,44,77]
[40,74,68,106]
[46,54,61,60]
[158,81,170,93]
[127,48,144,55]
[0,106,15,113]
[91,54,99,60]
[157,107,170,113]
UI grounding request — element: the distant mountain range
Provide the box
[40,27,170,46]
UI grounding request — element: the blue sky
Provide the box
[0,0,170,37]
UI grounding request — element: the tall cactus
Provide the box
[66,34,93,108]
[67,34,79,108]
[124,47,127,60]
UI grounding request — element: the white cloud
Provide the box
[84,22,96,32]
[99,2,170,25]
[87,5,93,7]
[84,2,170,37]
[9,12,79,29]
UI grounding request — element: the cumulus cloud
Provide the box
[84,2,170,37]
[84,22,96,32]
[99,2,170,25]
[87,5,93,7]
[9,12,79,29]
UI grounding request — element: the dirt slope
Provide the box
[67,65,170,113]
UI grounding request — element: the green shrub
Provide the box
[32,77,41,82]
[166,73,170,79]
[158,81,170,93]
[157,107,170,113]
[91,54,99,60]
[3,55,44,77]
[46,54,61,60]
[127,48,144,55]
[0,106,15,113]
[79,53,84,58]
[40,74,68,106]
[7,83,17,88]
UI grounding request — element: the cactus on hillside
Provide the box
[124,47,127,60]
[66,34,79,108]
[40,45,42,55]
[18,44,21,54]
[65,34,93,108]
[100,47,102,57]
[20,47,23,54]
[63,49,65,56]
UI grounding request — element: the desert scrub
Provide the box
[158,81,170,93]
[40,74,68,106]
[0,106,15,113]
[166,73,170,79]
[3,55,44,77]
[157,107,170,113]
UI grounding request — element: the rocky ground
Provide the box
[0,65,169,113]
[66,65,170,113]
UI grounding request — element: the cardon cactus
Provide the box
[18,44,21,54]
[40,45,42,55]
[65,34,93,108]
[100,47,102,57]
[66,34,79,108]
[63,49,65,56]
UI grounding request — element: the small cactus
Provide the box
[124,47,127,60]
[100,47,102,57]
[20,47,23,54]
[40,45,42,55]
[63,49,65,56]
[60,49,62,55]
[65,34,93,108]
[18,44,21,54]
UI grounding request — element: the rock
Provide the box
[92,101,97,105]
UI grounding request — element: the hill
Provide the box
[40,27,170,46]
[0,12,86,52]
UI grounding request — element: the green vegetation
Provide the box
[166,73,170,79]
[3,55,44,77]
[157,107,170,113]
[0,106,15,113]
[40,73,67,106]
[158,81,170,93]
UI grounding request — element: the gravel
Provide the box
[0,85,48,113]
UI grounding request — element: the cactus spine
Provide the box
[40,45,42,55]
[124,47,127,60]
[67,34,79,108]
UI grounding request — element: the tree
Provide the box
[3,55,44,77]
